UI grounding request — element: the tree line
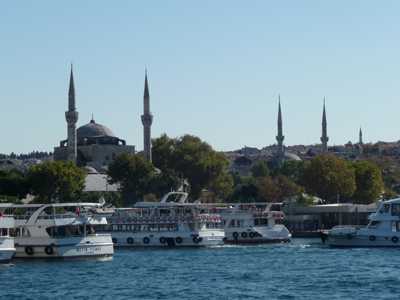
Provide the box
[1,134,398,206]
[0,151,53,160]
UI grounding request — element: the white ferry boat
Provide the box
[5,203,114,258]
[0,204,16,263]
[98,191,226,247]
[201,203,291,243]
[326,198,400,247]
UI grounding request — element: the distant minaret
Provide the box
[141,70,153,162]
[276,96,285,166]
[65,65,79,164]
[359,127,363,154]
[359,127,363,144]
[321,98,329,153]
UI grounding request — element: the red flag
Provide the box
[273,199,277,204]
[76,204,80,216]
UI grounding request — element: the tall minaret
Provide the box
[321,98,329,153]
[276,96,285,166]
[141,70,153,162]
[65,65,79,164]
[359,127,363,144]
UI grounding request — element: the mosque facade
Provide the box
[54,67,136,172]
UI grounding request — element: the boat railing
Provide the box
[331,225,367,230]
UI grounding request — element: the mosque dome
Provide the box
[77,119,115,138]
[269,152,301,163]
[82,166,98,174]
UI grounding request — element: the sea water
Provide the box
[1,239,399,300]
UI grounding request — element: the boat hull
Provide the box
[224,225,291,244]
[14,235,114,258]
[0,237,15,263]
[110,231,225,247]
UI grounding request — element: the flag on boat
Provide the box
[76,204,80,216]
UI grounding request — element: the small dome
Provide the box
[83,166,98,174]
[98,166,108,173]
[77,119,115,138]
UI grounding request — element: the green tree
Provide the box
[107,152,154,205]
[152,134,233,199]
[383,188,397,200]
[252,162,269,178]
[0,169,29,199]
[26,160,87,203]
[253,177,278,202]
[363,156,400,188]
[350,161,383,204]
[301,154,356,203]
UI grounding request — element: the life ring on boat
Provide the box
[346,234,352,240]
[191,216,195,222]
[369,235,376,241]
[143,237,150,244]
[223,237,228,243]
[241,232,248,238]
[174,217,179,222]
[156,217,161,222]
[127,237,134,244]
[232,232,239,240]
[193,236,199,243]
[168,217,173,222]
[25,246,34,256]
[264,213,268,217]
[249,232,255,238]
[159,237,166,244]
[180,217,185,222]
[112,238,118,244]
[253,213,257,218]
[392,236,399,243]
[133,218,138,223]
[175,237,182,244]
[45,245,53,255]
[151,218,155,223]
[162,217,167,222]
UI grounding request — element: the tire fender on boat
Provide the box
[241,232,248,238]
[25,246,34,256]
[159,237,166,244]
[127,237,134,244]
[193,236,199,243]
[232,232,239,239]
[45,245,53,255]
[175,237,182,244]
[143,237,150,244]
[347,234,352,239]
[112,238,118,244]
[249,232,255,238]
[222,237,228,243]
[392,236,399,243]
[369,235,376,241]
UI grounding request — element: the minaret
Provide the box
[276,96,285,166]
[141,70,153,162]
[65,65,79,164]
[359,127,363,155]
[359,127,363,144]
[321,98,329,153]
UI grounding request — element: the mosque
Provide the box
[54,67,153,173]
[267,97,332,170]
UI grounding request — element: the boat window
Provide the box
[150,224,158,231]
[169,224,178,231]
[159,224,168,231]
[112,225,118,231]
[132,224,140,231]
[380,204,390,213]
[367,221,380,229]
[392,222,397,232]
[392,204,400,216]
[121,225,128,231]
[141,224,149,231]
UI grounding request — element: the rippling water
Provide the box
[2,239,400,300]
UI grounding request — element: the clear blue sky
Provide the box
[1,1,400,155]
